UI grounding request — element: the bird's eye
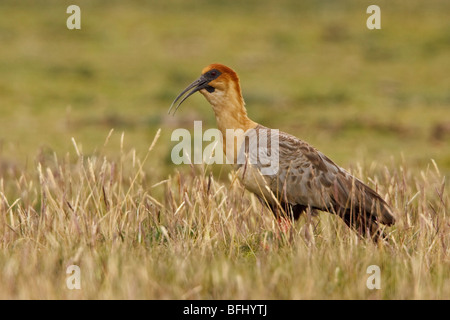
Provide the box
[206,69,221,80]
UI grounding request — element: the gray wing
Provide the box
[237,126,395,226]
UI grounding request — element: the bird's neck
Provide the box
[212,100,257,135]
[204,89,258,162]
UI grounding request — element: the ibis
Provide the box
[169,63,396,240]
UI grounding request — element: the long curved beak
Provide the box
[168,75,210,115]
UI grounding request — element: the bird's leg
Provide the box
[275,203,296,240]
[277,215,292,234]
[259,219,291,251]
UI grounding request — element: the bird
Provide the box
[169,63,396,241]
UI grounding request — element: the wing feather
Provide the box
[236,125,395,227]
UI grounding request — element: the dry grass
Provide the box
[0,0,449,300]
[0,130,448,299]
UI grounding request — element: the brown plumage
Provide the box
[170,63,396,241]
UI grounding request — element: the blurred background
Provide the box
[1,0,449,179]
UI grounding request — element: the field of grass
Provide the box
[0,0,449,299]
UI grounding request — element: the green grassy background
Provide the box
[1,0,450,176]
[0,0,449,300]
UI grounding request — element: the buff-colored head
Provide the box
[169,63,243,115]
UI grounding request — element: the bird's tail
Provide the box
[333,178,396,241]
[338,207,389,242]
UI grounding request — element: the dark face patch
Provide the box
[201,69,221,93]
[205,85,215,93]
[203,69,222,82]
